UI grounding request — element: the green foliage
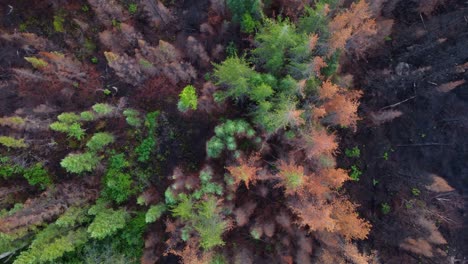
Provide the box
[206,119,255,158]
[135,137,156,162]
[193,197,228,249]
[345,146,361,158]
[123,109,142,127]
[210,254,228,264]
[24,57,48,69]
[177,85,198,112]
[171,193,193,221]
[213,56,258,101]
[55,207,89,228]
[87,203,129,240]
[60,152,100,174]
[241,13,257,34]
[298,2,336,35]
[58,113,81,123]
[226,0,263,23]
[53,14,65,32]
[13,225,89,264]
[193,168,224,199]
[102,154,134,204]
[86,132,115,152]
[23,163,52,189]
[128,3,138,14]
[49,121,69,132]
[164,188,177,205]
[68,123,86,140]
[50,121,86,140]
[225,41,237,57]
[0,136,27,148]
[0,116,25,127]
[136,112,159,162]
[411,188,421,196]
[381,203,391,214]
[349,165,362,181]
[252,18,309,76]
[80,111,96,121]
[322,51,340,77]
[80,243,130,264]
[145,203,166,223]
[115,212,147,260]
[92,103,114,116]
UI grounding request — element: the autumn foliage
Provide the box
[226,153,261,189]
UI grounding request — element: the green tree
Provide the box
[23,163,52,189]
[60,152,100,174]
[145,203,166,223]
[177,85,198,112]
[0,136,27,149]
[87,203,129,240]
[252,18,309,76]
[92,103,114,116]
[213,56,258,101]
[86,132,115,152]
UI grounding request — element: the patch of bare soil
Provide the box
[341,2,467,263]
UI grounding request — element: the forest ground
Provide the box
[340,1,467,262]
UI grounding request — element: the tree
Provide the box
[276,160,306,195]
[178,85,198,112]
[252,18,309,76]
[23,163,52,190]
[226,153,260,189]
[86,132,115,152]
[294,125,338,160]
[332,199,371,240]
[145,203,166,223]
[323,90,362,129]
[60,152,100,174]
[213,56,257,101]
[328,0,376,56]
[92,103,115,116]
[87,203,129,240]
[0,136,27,149]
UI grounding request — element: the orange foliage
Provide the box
[319,168,350,189]
[276,160,307,196]
[169,239,213,264]
[294,126,338,160]
[332,200,371,240]
[311,56,328,79]
[323,90,362,129]
[318,79,339,99]
[226,153,261,189]
[291,200,336,232]
[308,34,319,51]
[328,0,376,55]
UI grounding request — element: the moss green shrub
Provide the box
[24,57,48,69]
[0,136,27,149]
[80,111,96,121]
[23,163,52,189]
[123,109,142,127]
[86,132,115,152]
[57,113,81,123]
[177,85,198,112]
[92,103,114,116]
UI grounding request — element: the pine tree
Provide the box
[226,153,260,189]
[60,152,100,174]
